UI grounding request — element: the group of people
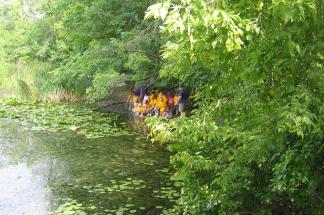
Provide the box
[127,87,186,118]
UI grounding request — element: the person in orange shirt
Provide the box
[174,92,180,115]
[157,92,168,116]
[133,101,139,113]
[158,91,167,103]
[149,93,156,108]
[148,93,157,116]
[131,95,139,113]
[158,97,165,116]
[135,103,142,115]
[138,104,144,116]
[127,90,134,110]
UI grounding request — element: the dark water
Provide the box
[0,119,177,215]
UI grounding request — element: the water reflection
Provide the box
[0,163,49,215]
[0,119,176,215]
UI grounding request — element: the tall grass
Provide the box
[11,59,46,100]
[1,59,78,102]
[17,79,32,99]
[41,87,77,102]
[0,53,15,88]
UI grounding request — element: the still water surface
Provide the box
[0,119,175,215]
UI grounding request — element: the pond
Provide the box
[0,119,177,215]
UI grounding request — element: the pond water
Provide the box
[0,119,177,215]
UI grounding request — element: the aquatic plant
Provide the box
[0,98,130,138]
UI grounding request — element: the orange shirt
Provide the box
[136,104,142,113]
[157,96,167,112]
[149,95,156,108]
[174,95,180,105]
[133,95,139,103]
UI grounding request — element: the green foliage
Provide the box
[1,0,323,213]
[146,0,324,214]
[0,0,162,100]
[126,53,156,85]
[40,0,161,98]
[87,70,125,101]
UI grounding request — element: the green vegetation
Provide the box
[0,98,129,138]
[145,0,324,214]
[0,0,323,214]
[0,0,162,101]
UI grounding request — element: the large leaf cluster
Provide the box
[146,0,323,213]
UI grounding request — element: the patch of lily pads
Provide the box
[56,178,149,214]
[51,199,89,215]
[81,178,147,194]
[52,173,180,215]
[0,98,131,138]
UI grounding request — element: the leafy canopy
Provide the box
[146,0,323,214]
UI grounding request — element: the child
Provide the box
[163,108,172,119]
[143,93,149,104]
[127,90,134,110]
[174,92,180,115]
[154,105,160,117]
[178,90,186,117]
[132,102,139,114]
[136,103,142,115]
[143,100,150,116]
[167,92,174,113]
[158,96,167,116]
[133,93,140,106]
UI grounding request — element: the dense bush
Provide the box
[86,70,125,101]
[146,0,324,214]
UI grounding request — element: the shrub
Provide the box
[86,70,125,101]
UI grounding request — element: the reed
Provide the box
[41,87,78,103]
[17,79,32,99]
